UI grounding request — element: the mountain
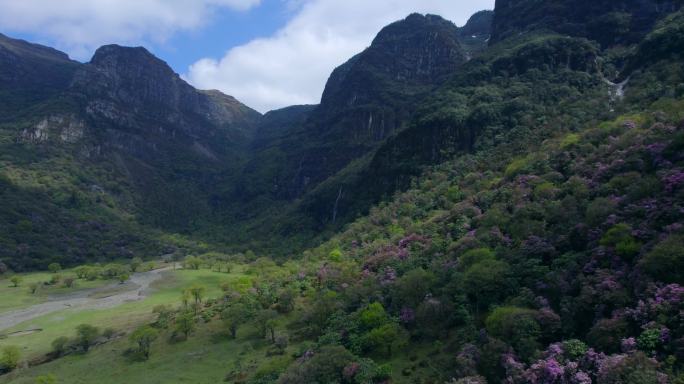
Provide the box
[3,1,684,383]
[215,13,485,252]
[0,38,260,269]
[492,0,684,46]
[240,14,469,201]
[0,34,80,119]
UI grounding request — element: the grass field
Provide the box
[0,320,296,384]
[0,265,304,384]
[0,264,453,384]
[0,270,111,314]
[0,268,240,360]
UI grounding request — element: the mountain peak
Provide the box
[321,13,466,107]
[90,44,174,76]
[372,13,459,45]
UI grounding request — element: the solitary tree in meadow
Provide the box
[48,263,61,273]
[75,324,100,352]
[9,276,21,287]
[129,325,159,360]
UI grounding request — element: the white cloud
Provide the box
[186,0,495,113]
[0,0,261,60]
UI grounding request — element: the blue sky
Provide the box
[0,0,495,112]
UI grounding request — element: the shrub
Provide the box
[51,336,70,356]
[0,346,20,372]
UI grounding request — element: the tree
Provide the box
[118,273,130,284]
[75,324,100,352]
[9,276,22,287]
[639,234,684,283]
[463,259,511,313]
[48,263,61,273]
[257,309,278,342]
[0,346,20,372]
[393,268,436,308]
[221,302,251,338]
[74,266,89,279]
[485,306,541,360]
[184,256,202,270]
[276,289,296,313]
[362,323,408,356]
[130,257,143,272]
[277,346,356,384]
[0,261,8,275]
[153,305,173,329]
[359,302,389,329]
[175,311,195,339]
[186,285,206,305]
[129,325,159,360]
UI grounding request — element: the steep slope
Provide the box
[294,1,684,244]
[492,0,683,46]
[0,34,80,119]
[245,13,469,201]
[0,39,260,270]
[223,14,477,253]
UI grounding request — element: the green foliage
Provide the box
[328,248,343,262]
[184,256,202,270]
[359,303,390,329]
[35,374,57,384]
[10,275,22,287]
[363,323,408,357]
[563,339,589,360]
[174,311,196,340]
[458,248,496,271]
[51,336,70,357]
[221,301,252,339]
[637,328,662,354]
[463,260,511,312]
[485,307,540,360]
[600,224,642,259]
[640,234,684,283]
[276,346,356,384]
[0,345,21,372]
[129,325,159,360]
[393,268,436,308]
[75,324,100,352]
[48,263,61,273]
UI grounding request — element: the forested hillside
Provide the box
[1,1,684,383]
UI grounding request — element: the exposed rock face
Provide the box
[491,0,683,46]
[71,45,260,145]
[20,115,86,144]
